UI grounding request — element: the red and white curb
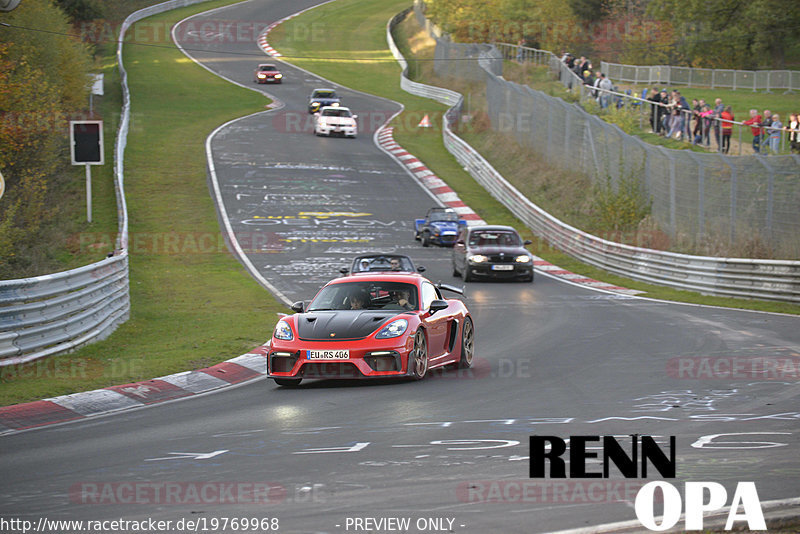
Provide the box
[533,258,644,295]
[0,345,270,435]
[377,127,485,225]
[257,0,338,58]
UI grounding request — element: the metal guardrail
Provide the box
[388,11,800,303]
[0,0,214,366]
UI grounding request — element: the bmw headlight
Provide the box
[274,73,282,79]
[375,319,408,339]
[274,320,293,341]
[515,255,532,263]
[469,254,488,263]
[331,102,340,107]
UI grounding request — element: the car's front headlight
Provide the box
[375,319,408,339]
[469,254,488,263]
[515,255,532,263]
[274,73,282,79]
[274,320,293,341]
[311,101,320,107]
[257,73,266,78]
[331,102,340,107]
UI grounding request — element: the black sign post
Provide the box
[70,121,104,223]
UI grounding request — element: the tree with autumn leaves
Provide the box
[0,0,91,275]
[421,0,800,69]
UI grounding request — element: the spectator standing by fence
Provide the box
[760,110,772,150]
[648,88,662,133]
[787,113,799,154]
[720,106,734,153]
[767,114,783,154]
[712,98,724,150]
[598,73,613,109]
[742,109,763,153]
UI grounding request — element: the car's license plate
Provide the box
[492,264,514,271]
[307,349,349,360]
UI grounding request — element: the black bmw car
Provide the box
[452,225,534,282]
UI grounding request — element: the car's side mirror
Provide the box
[291,301,305,313]
[352,114,358,119]
[524,239,532,245]
[340,267,349,275]
[428,300,448,315]
[417,265,426,273]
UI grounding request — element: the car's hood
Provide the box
[314,97,340,104]
[429,221,460,233]
[469,245,530,256]
[296,310,404,341]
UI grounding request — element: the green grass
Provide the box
[0,0,286,406]
[270,1,800,317]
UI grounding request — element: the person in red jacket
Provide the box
[742,109,763,153]
[720,106,734,154]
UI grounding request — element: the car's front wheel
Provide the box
[421,232,431,247]
[410,330,428,380]
[274,378,302,387]
[463,266,474,282]
[458,317,474,369]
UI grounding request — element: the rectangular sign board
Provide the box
[70,120,104,165]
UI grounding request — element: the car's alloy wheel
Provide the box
[458,317,474,369]
[452,262,460,277]
[421,232,431,247]
[274,378,302,387]
[411,330,428,380]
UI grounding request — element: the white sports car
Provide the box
[314,106,358,138]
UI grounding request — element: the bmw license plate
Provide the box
[492,265,514,271]
[307,349,349,360]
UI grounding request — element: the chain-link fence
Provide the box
[432,38,800,257]
[601,61,800,93]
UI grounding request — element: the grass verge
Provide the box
[0,0,285,406]
[270,0,800,316]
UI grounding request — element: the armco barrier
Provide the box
[388,10,800,303]
[0,0,215,366]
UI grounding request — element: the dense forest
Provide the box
[423,0,800,69]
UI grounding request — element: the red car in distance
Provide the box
[267,273,474,386]
[253,63,283,84]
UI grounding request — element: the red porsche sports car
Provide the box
[267,273,474,386]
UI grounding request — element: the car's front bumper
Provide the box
[433,234,458,246]
[316,125,357,136]
[468,262,533,279]
[268,340,412,379]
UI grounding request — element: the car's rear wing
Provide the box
[436,282,465,296]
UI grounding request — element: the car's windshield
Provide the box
[430,211,459,222]
[308,281,419,311]
[314,91,336,98]
[259,65,277,71]
[469,231,521,247]
[321,109,352,117]
[353,255,414,272]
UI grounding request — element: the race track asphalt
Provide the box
[1,1,798,532]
